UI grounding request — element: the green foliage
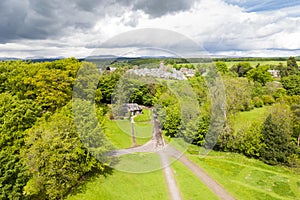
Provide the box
[189,151,300,200]
[233,122,265,158]
[287,56,299,75]
[129,84,155,106]
[0,93,41,200]
[231,62,253,77]
[246,65,273,85]
[163,105,181,137]
[23,104,108,199]
[272,88,286,100]
[253,96,264,108]
[281,75,300,96]
[223,76,254,113]
[188,75,208,104]
[215,61,229,74]
[261,95,275,105]
[98,70,124,103]
[260,104,298,165]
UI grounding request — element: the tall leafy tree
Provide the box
[260,104,298,165]
[287,56,299,75]
[24,58,80,112]
[246,65,273,86]
[231,62,253,77]
[0,93,41,200]
[215,61,229,74]
[23,104,111,200]
[281,75,300,96]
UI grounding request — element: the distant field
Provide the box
[220,61,288,68]
[189,151,300,200]
[182,61,300,69]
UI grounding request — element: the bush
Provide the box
[233,122,264,158]
[253,96,264,108]
[241,99,254,111]
[273,88,287,100]
[261,95,275,105]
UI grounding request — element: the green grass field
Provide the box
[189,151,300,200]
[104,109,153,148]
[66,168,169,200]
[184,61,300,69]
[68,105,300,200]
[171,160,219,200]
[66,149,300,200]
[233,106,270,132]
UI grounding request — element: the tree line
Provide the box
[0,56,299,199]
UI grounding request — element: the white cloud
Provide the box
[1,0,300,58]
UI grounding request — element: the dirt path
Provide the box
[106,115,235,200]
[164,145,235,200]
[159,151,182,200]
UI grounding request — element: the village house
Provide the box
[267,69,280,78]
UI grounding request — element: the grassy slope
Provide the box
[68,106,300,200]
[188,151,300,200]
[104,109,153,149]
[233,106,270,132]
[66,169,169,200]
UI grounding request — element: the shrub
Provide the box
[261,95,275,105]
[253,96,264,108]
[273,88,287,100]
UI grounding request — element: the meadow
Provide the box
[189,151,300,200]
[233,106,270,132]
[104,109,153,148]
[67,107,300,200]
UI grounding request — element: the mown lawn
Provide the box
[104,109,153,149]
[66,168,169,200]
[171,160,219,200]
[188,151,300,200]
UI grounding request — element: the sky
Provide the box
[0,0,300,58]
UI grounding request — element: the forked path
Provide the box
[107,116,235,200]
[164,145,235,200]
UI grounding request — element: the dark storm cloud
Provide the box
[0,0,198,44]
[0,0,199,43]
[132,0,197,17]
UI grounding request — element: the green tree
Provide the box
[223,76,254,113]
[246,65,273,85]
[23,104,110,200]
[261,95,275,105]
[231,62,252,77]
[281,75,300,96]
[215,61,229,74]
[287,56,299,75]
[260,104,297,165]
[24,58,80,112]
[233,122,265,158]
[98,69,124,103]
[0,93,41,200]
